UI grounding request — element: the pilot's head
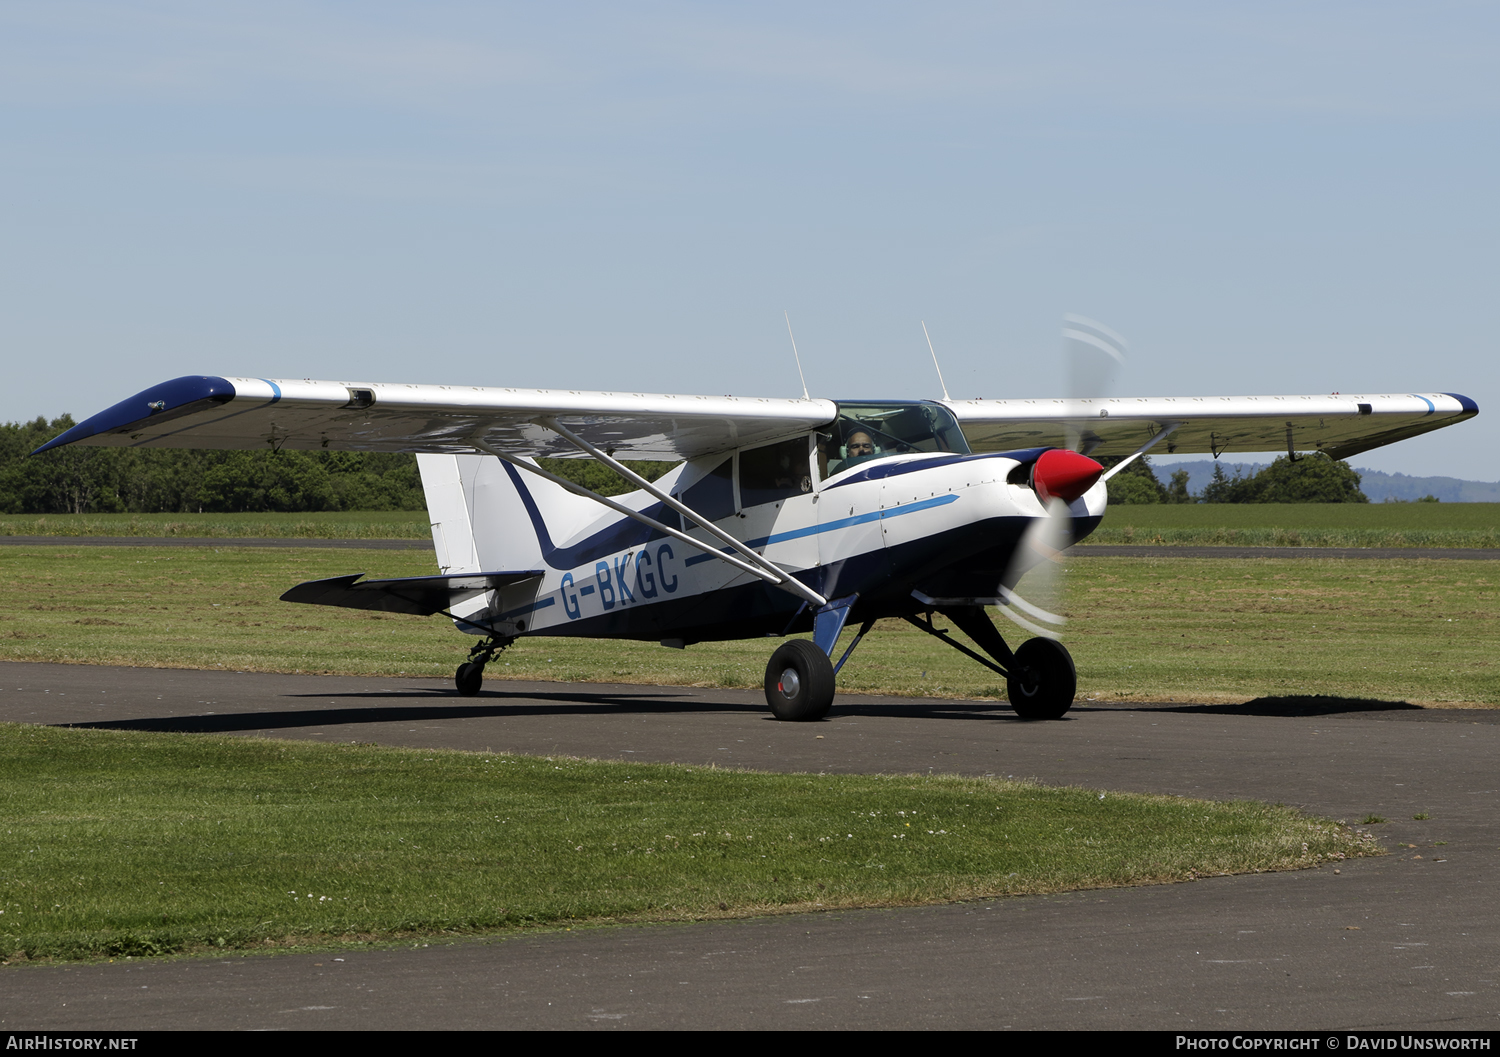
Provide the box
[846,431,875,458]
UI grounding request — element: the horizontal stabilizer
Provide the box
[280,571,543,617]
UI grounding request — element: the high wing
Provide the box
[945,393,1478,460]
[32,375,1476,464]
[32,376,838,460]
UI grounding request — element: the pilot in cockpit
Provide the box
[832,428,880,474]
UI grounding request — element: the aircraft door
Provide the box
[816,475,892,599]
[736,436,819,588]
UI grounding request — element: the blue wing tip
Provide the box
[1441,393,1479,417]
[30,376,236,455]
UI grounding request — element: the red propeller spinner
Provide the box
[1031,449,1104,504]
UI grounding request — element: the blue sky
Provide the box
[3,2,1496,478]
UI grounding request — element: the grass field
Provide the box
[0,511,431,538]
[0,723,1374,961]
[3,503,1495,547]
[1085,502,1500,548]
[1,544,1495,705]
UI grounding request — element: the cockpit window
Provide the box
[823,402,970,476]
[740,436,812,508]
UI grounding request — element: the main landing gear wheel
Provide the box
[1006,637,1076,720]
[454,661,484,697]
[764,639,836,722]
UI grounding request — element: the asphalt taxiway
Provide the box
[3,661,1498,1030]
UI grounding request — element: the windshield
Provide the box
[821,402,970,477]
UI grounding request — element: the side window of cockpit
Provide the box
[739,437,812,508]
[674,458,735,526]
[929,406,968,453]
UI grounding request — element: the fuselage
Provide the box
[467,443,1106,645]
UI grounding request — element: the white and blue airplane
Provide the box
[34,363,1477,721]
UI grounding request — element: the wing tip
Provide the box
[1440,392,1479,417]
[30,376,236,455]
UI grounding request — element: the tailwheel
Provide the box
[1006,637,1076,720]
[764,639,835,722]
[454,661,484,697]
[453,634,509,697]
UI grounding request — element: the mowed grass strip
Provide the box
[1083,502,1500,548]
[0,511,432,539]
[0,545,1495,705]
[0,724,1375,962]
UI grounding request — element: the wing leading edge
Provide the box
[33,376,839,461]
[946,392,1477,460]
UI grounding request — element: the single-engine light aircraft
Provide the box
[35,362,1477,721]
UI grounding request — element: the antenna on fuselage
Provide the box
[922,320,951,401]
[784,310,810,400]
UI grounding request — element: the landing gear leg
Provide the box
[454,635,509,697]
[903,606,1076,720]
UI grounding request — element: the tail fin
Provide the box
[418,454,479,574]
[416,453,606,576]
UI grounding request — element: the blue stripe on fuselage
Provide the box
[682,492,959,567]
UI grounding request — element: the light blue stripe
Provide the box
[500,596,556,621]
[259,379,282,403]
[1414,394,1434,415]
[684,493,959,567]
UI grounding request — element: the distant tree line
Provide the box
[1104,453,1368,504]
[1,415,676,514]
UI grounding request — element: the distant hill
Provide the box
[1353,469,1500,503]
[1151,460,1500,503]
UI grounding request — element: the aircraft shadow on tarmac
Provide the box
[58,684,1012,734]
[62,688,741,735]
[1115,695,1427,718]
[55,690,1447,737]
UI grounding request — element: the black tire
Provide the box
[455,662,484,697]
[1005,637,1076,720]
[763,639,836,721]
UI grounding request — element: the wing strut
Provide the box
[538,417,825,605]
[469,431,827,609]
[1099,422,1182,482]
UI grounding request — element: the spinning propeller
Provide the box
[996,316,1125,638]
